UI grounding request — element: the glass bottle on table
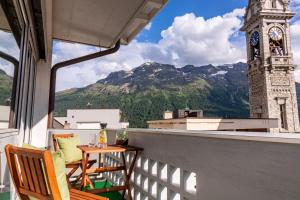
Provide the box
[98,123,107,148]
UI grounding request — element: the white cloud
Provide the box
[0,31,19,76]
[144,22,152,30]
[291,0,300,21]
[53,8,247,91]
[290,0,300,83]
[291,20,300,82]
[291,0,300,10]
[53,40,149,91]
[1,7,298,91]
[155,8,246,66]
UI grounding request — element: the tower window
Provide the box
[257,113,262,119]
[272,0,277,8]
[280,104,287,129]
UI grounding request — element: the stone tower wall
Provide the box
[242,0,299,132]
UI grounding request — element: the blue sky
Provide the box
[1,0,300,91]
[50,0,300,90]
[51,1,250,90]
[138,0,248,43]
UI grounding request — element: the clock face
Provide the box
[250,31,259,47]
[269,27,283,41]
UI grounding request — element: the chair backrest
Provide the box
[52,133,74,151]
[5,144,62,200]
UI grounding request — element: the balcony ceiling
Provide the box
[53,0,167,48]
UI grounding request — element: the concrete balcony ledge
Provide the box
[47,128,300,199]
[128,128,300,144]
[49,128,300,144]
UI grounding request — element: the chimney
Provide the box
[163,111,173,119]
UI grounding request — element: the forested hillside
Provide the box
[0,69,12,105]
[1,62,299,128]
[55,62,251,128]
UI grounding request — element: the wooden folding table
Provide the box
[78,145,143,200]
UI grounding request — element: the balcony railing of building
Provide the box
[0,129,18,193]
[45,128,300,200]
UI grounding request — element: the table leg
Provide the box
[122,151,141,200]
[121,152,131,200]
[81,152,88,190]
[98,153,102,168]
[128,151,139,178]
[85,154,95,189]
[81,153,93,190]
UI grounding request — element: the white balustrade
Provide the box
[47,129,300,200]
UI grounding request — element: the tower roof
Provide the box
[241,0,295,31]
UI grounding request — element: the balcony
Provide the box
[1,0,300,199]
[269,55,294,68]
[1,128,300,199]
[41,128,300,200]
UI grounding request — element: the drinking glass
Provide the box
[89,134,96,147]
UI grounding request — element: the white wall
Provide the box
[127,129,300,200]
[30,60,51,147]
[0,122,9,129]
[77,123,100,129]
[30,0,53,147]
[67,109,123,129]
[0,105,10,129]
[47,128,300,200]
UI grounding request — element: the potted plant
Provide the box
[115,128,128,146]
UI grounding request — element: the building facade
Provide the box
[148,118,278,132]
[65,109,129,129]
[0,105,10,129]
[241,0,299,132]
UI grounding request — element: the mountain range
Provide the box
[1,63,299,128]
[55,62,254,127]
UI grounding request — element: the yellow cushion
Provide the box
[56,135,82,163]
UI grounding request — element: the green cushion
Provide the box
[52,150,70,200]
[56,135,82,163]
[22,143,46,150]
[22,144,70,200]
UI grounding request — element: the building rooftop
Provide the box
[148,117,279,132]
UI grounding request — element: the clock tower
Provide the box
[241,0,299,132]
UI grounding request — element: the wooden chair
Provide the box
[52,133,97,183]
[5,144,107,200]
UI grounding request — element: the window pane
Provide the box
[0,29,19,129]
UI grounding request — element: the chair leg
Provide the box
[74,163,95,183]
[71,161,96,185]
[72,167,83,184]
[67,166,79,179]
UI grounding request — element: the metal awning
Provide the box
[53,0,167,48]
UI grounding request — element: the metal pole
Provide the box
[47,40,121,128]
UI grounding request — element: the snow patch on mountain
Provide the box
[225,64,234,69]
[211,70,228,76]
[153,68,162,73]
